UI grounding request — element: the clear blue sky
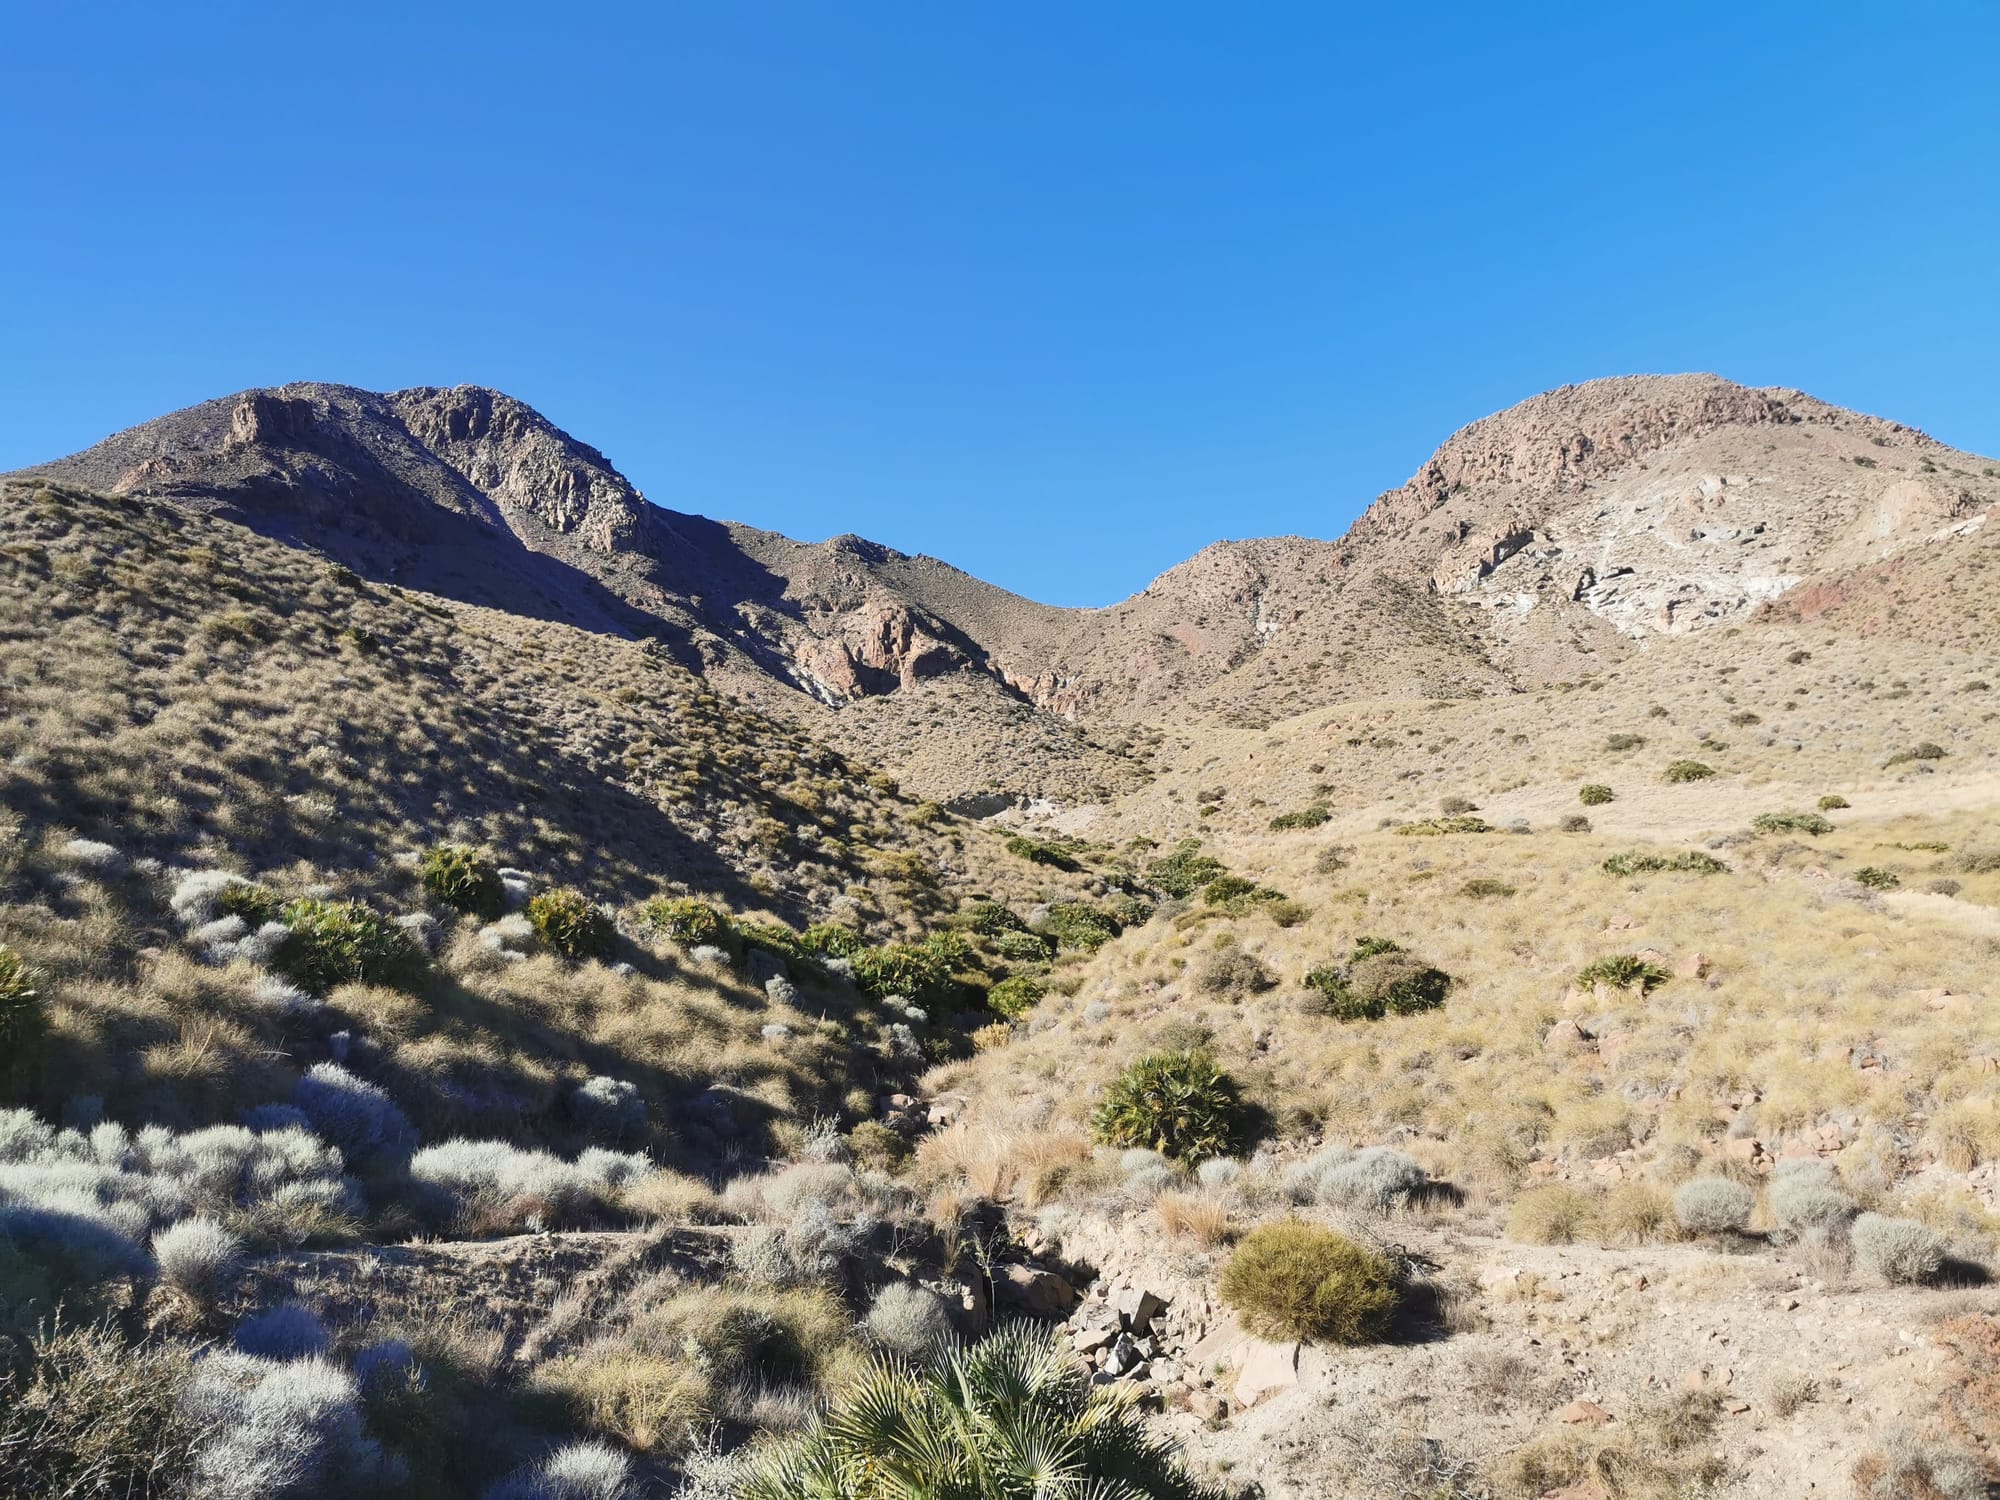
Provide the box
[4,3,1996,606]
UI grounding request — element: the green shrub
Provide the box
[527,887,615,960]
[1147,839,1228,898]
[1303,943,1450,1021]
[1269,805,1332,831]
[1817,794,1850,811]
[1043,902,1120,952]
[1219,1221,1399,1344]
[987,929,1056,962]
[1574,953,1670,994]
[1751,810,1834,836]
[1349,935,1403,961]
[1004,834,1077,870]
[1201,874,1257,905]
[1883,742,1948,768]
[1091,1049,1247,1162]
[845,1120,911,1172]
[799,921,866,957]
[1855,866,1901,890]
[640,896,730,947]
[739,1324,1225,1500]
[960,900,1025,936]
[1578,784,1614,807]
[850,942,953,1001]
[0,943,44,1089]
[1394,815,1492,836]
[919,930,974,970]
[986,975,1043,1020]
[1663,760,1715,783]
[1601,850,1729,877]
[419,843,505,918]
[217,880,286,927]
[1199,877,1287,917]
[1106,893,1156,929]
[1459,877,1516,899]
[1351,952,1452,1016]
[276,899,426,993]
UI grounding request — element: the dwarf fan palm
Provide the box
[736,1323,1226,1499]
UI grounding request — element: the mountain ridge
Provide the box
[16,371,1998,800]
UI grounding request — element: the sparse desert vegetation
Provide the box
[5,366,2000,1499]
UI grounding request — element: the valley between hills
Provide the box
[1,373,1998,1498]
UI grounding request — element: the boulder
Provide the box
[1101,1333,1147,1379]
[1185,1388,1229,1423]
[1544,1019,1595,1057]
[1232,1339,1299,1409]
[1112,1286,1166,1333]
[1071,1323,1117,1356]
[995,1264,1076,1317]
[1557,1398,1612,1426]
[1184,1314,1248,1377]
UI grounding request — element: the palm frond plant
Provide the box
[736,1323,1227,1499]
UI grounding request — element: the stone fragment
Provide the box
[1232,1339,1299,1408]
[1113,1286,1166,1332]
[1184,1314,1248,1375]
[1185,1388,1228,1422]
[1101,1333,1147,1379]
[1557,1398,1612,1426]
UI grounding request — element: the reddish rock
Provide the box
[1232,1339,1300,1409]
[1185,1389,1229,1422]
[1557,1398,1612,1426]
[1545,1019,1596,1057]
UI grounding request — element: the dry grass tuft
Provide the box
[1156,1189,1234,1245]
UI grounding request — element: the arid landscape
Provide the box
[0,371,1996,1498]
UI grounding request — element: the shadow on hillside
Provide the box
[180,470,720,666]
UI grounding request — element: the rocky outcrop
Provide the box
[786,597,973,701]
[389,386,654,554]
